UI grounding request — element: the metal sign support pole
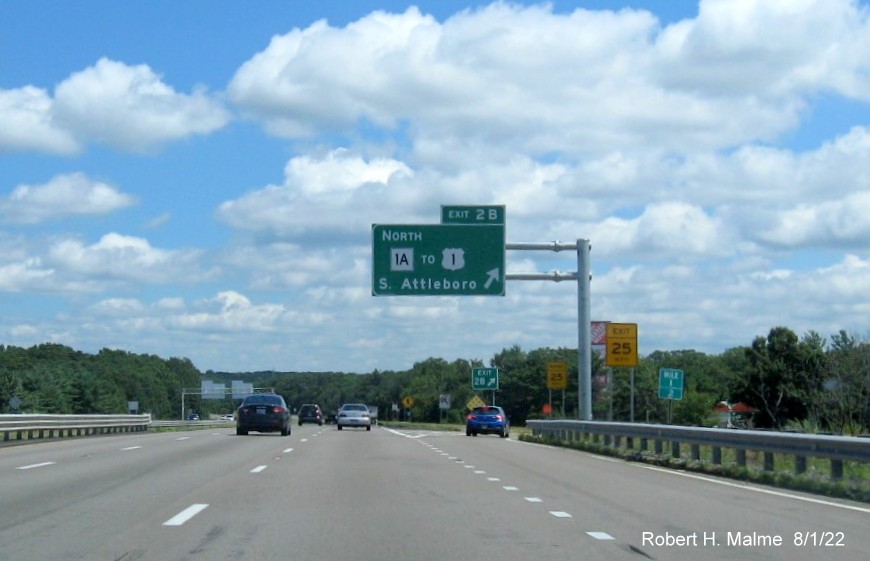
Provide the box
[505,239,592,420]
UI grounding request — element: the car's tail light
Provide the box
[466,414,475,421]
[272,406,287,414]
[495,415,504,421]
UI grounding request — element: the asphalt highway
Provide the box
[1,424,868,561]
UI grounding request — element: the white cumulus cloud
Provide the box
[0,172,136,224]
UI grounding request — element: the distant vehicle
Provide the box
[298,403,323,426]
[466,406,509,438]
[236,393,291,436]
[336,403,372,431]
[186,413,199,421]
[220,414,234,421]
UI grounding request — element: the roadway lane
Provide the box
[408,429,870,561]
[0,425,867,561]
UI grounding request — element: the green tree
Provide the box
[731,327,825,429]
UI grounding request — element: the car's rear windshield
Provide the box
[342,404,368,411]
[243,395,282,406]
[474,407,500,414]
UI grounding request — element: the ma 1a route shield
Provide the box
[372,224,505,296]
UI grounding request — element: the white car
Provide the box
[336,403,372,431]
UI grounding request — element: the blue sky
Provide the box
[2,0,869,373]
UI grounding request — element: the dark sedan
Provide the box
[236,394,291,436]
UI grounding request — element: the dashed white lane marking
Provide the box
[587,531,615,540]
[463,465,475,469]
[283,448,294,453]
[487,477,501,482]
[474,470,486,474]
[550,511,572,518]
[300,438,308,442]
[175,437,190,441]
[121,446,142,451]
[250,465,268,473]
[525,497,543,503]
[163,504,208,527]
[448,456,457,460]
[16,462,56,470]
[503,486,519,491]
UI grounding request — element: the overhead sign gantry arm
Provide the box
[506,240,592,421]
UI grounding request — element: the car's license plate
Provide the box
[257,407,266,415]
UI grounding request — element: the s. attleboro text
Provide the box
[371,224,505,296]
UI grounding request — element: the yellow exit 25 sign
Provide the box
[606,323,638,367]
[547,361,568,390]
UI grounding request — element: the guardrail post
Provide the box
[654,439,663,454]
[640,437,648,451]
[764,452,774,472]
[671,441,680,459]
[712,446,722,465]
[795,455,807,474]
[737,448,747,467]
[831,459,844,479]
[691,444,700,461]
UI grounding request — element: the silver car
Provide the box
[336,403,372,431]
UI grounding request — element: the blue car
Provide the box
[466,406,509,438]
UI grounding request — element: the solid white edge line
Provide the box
[16,461,56,470]
[162,504,208,526]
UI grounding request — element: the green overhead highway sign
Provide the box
[372,224,505,296]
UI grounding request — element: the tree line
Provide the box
[1,326,868,434]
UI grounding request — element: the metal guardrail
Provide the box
[0,414,151,443]
[526,420,870,479]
